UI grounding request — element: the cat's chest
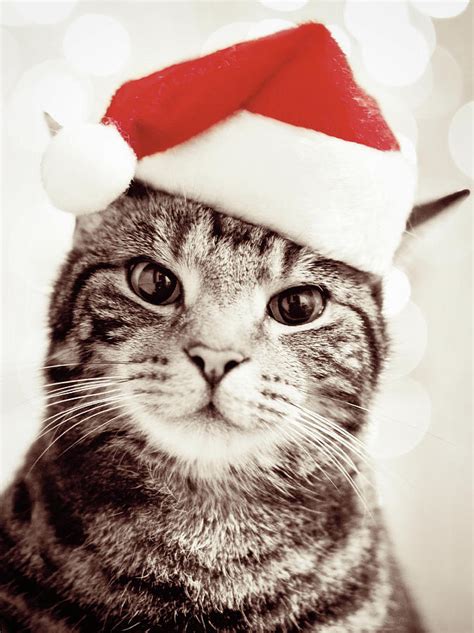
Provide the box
[85,491,328,587]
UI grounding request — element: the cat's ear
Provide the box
[395,188,470,267]
[406,188,469,231]
[43,112,62,137]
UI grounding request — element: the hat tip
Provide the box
[41,122,137,215]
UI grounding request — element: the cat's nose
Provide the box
[185,345,246,386]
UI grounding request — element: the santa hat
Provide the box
[41,22,416,275]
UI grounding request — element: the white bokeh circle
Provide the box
[259,0,308,11]
[448,101,473,179]
[63,14,131,77]
[344,0,411,41]
[410,0,470,19]
[383,267,412,317]
[415,46,463,119]
[395,62,435,110]
[5,60,93,153]
[381,97,419,146]
[0,3,29,26]
[201,22,253,55]
[410,9,437,55]
[361,26,431,87]
[8,203,75,294]
[367,377,431,459]
[13,1,77,25]
[246,19,295,40]
[1,399,44,486]
[1,28,22,95]
[202,19,295,55]
[384,301,428,379]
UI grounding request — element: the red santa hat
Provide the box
[41,22,416,275]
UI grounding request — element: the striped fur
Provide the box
[0,186,425,631]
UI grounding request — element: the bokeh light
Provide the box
[384,301,428,379]
[0,3,29,26]
[63,14,131,77]
[395,61,435,110]
[415,46,463,119]
[410,0,470,19]
[1,28,22,96]
[344,0,411,41]
[8,203,75,293]
[13,1,77,25]
[201,22,253,55]
[259,0,308,11]
[246,19,295,40]
[448,101,473,179]
[202,19,295,55]
[410,8,437,55]
[381,97,419,146]
[397,134,418,166]
[1,400,43,484]
[383,267,412,317]
[361,26,431,87]
[5,60,93,153]
[367,377,431,459]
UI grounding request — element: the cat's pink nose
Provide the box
[185,345,246,386]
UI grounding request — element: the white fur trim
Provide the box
[41,123,136,215]
[136,112,417,275]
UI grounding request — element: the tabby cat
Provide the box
[0,184,467,632]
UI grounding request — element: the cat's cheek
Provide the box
[213,362,262,429]
[214,361,304,435]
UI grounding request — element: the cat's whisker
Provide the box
[58,410,131,458]
[38,397,127,442]
[29,394,140,472]
[39,361,145,370]
[42,375,123,389]
[276,397,369,469]
[38,393,128,437]
[43,387,124,409]
[283,414,372,516]
[298,419,361,475]
[310,391,458,448]
[276,422,339,491]
[39,390,130,436]
[295,395,370,452]
[297,418,375,494]
[291,406,377,490]
[298,409,373,468]
[299,402,415,490]
[44,381,123,400]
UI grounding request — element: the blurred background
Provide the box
[0,1,472,631]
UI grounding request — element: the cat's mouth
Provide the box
[195,402,238,428]
[201,403,220,418]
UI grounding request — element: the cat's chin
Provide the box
[126,403,283,479]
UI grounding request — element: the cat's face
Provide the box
[47,185,387,479]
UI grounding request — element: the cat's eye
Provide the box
[128,261,181,305]
[268,285,326,325]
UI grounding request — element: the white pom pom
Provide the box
[41,123,137,215]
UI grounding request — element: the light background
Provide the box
[0,2,472,632]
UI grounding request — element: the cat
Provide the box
[0,183,468,632]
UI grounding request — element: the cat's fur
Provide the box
[2,183,463,632]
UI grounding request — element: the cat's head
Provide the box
[45,184,467,480]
